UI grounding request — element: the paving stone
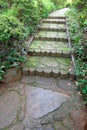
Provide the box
[53,110,67,121]
[24,118,41,129]
[58,79,76,91]
[21,76,56,88]
[40,125,54,130]
[36,76,56,87]
[63,118,74,129]
[9,122,24,130]
[25,86,69,119]
[54,122,69,130]
[4,67,22,83]
[0,91,19,129]
[27,125,54,130]
[21,76,36,84]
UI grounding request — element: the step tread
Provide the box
[35,31,67,39]
[43,19,66,22]
[48,16,66,19]
[41,23,66,28]
[40,23,66,31]
[28,40,71,56]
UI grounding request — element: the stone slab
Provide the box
[0,91,19,129]
[9,122,24,130]
[25,86,69,119]
[21,76,56,89]
[39,125,54,130]
[58,79,76,91]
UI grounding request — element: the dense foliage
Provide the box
[0,0,55,81]
[66,2,87,102]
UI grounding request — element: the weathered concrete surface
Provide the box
[0,91,19,129]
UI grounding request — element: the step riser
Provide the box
[43,21,66,24]
[48,16,66,19]
[39,28,66,32]
[35,37,68,42]
[23,69,75,79]
[28,51,71,58]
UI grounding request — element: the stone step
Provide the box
[28,40,72,58]
[23,56,75,79]
[40,27,66,32]
[48,16,66,19]
[28,50,71,58]
[35,31,68,42]
[40,23,66,32]
[42,19,66,24]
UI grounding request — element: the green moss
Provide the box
[25,56,71,72]
[56,58,71,66]
[29,40,70,52]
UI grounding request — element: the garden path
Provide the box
[0,8,87,130]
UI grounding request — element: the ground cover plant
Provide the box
[66,1,87,102]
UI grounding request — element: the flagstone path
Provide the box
[0,8,87,130]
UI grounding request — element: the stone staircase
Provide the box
[24,16,75,79]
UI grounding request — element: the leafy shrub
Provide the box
[0,15,26,44]
[0,0,56,81]
[66,8,87,103]
[0,46,26,81]
[37,0,55,18]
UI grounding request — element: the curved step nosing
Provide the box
[23,69,75,79]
